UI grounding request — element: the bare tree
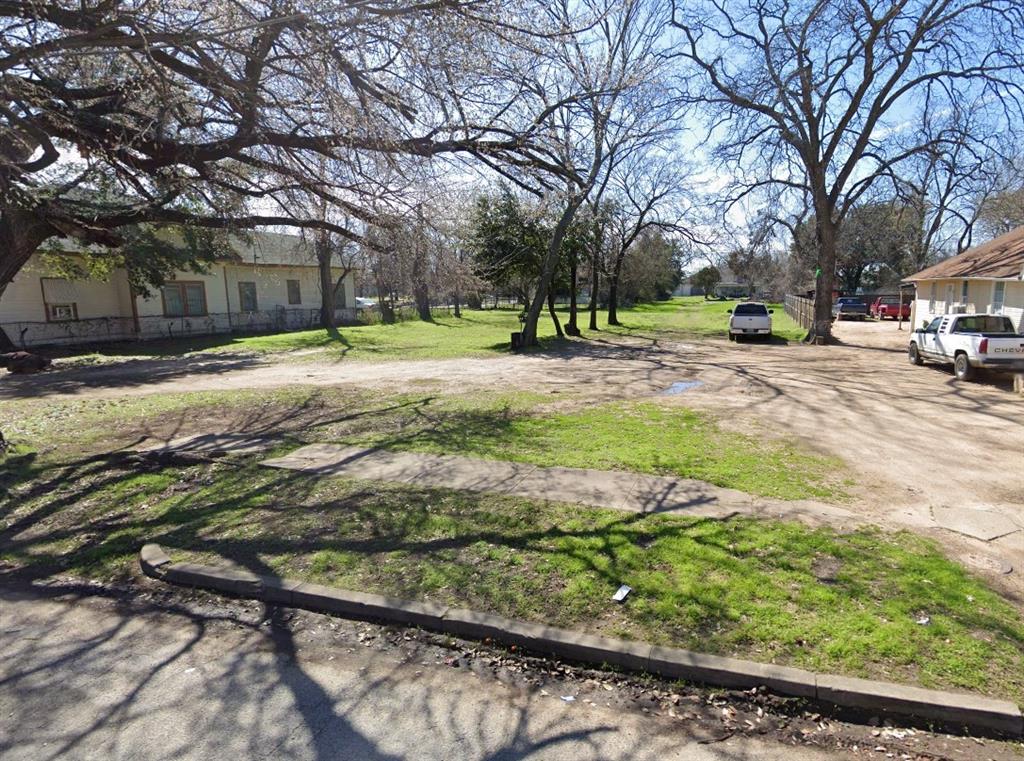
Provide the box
[604,156,695,324]
[481,0,677,347]
[670,0,1024,341]
[977,183,1024,241]
[0,0,558,346]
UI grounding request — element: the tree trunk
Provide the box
[316,235,336,330]
[0,211,56,349]
[375,266,396,324]
[453,287,462,318]
[522,198,583,346]
[606,249,626,326]
[808,208,838,343]
[565,251,580,336]
[413,283,431,321]
[547,289,564,339]
[588,248,599,331]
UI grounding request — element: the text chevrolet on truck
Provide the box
[908,314,1024,381]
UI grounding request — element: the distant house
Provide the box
[906,226,1024,332]
[712,265,751,299]
[674,282,698,297]
[0,231,357,348]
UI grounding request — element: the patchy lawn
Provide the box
[53,309,542,363]
[336,395,848,501]
[47,297,804,365]
[0,387,847,501]
[602,297,806,342]
[1,453,1020,703]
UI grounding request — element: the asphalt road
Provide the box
[0,586,856,761]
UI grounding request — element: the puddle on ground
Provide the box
[661,380,704,395]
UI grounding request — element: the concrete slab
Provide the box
[402,454,538,493]
[959,551,1014,575]
[933,506,1021,541]
[507,466,640,509]
[622,473,749,517]
[259,445,864,528]
[262,444,419,479]
[138,433,275,456]
[264,445,539,491]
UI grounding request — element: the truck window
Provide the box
[734,303,768,315]
[952,316,1016,333]
[926,317,943,333]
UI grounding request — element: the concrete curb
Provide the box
[139,544,1023,738]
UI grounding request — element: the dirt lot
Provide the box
[3,318,1022,589]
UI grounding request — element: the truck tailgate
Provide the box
[986,337,1024,356]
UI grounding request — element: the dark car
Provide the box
[831,297,868,321]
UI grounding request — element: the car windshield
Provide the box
[953,316,1016,334]
[838,298,863,305]
[734,303,768,315]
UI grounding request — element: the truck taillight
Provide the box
[979,338,988,354]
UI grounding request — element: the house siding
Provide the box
[911,277,1024,332]
[1,251,357,348]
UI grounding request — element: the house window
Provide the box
[238,282,258,312]
[287,279,301,305]
[40,277,79,321]
[928,282,937,313]
[944,283,955,314]
[961,280,969,305]
[992,281,1006,314]
[46,303,78,322]
[162,282,207,317]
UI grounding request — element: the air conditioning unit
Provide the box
[950,303,968,314]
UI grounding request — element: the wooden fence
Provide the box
[784,295,815,332]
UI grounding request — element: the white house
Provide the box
[906,226,1024,333]
[0,231,356,348]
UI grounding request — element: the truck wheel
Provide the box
[728,332,735,342]
[908,343,924,366]
[954,353,974,381]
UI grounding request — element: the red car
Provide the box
[870,296,911,320]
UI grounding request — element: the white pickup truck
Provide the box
[908,314,1024,381]
[727,302,773,341]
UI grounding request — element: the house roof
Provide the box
[227,231,316,267]
[49,229,324,268]
[907,226,1024,281]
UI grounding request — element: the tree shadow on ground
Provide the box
[0,354,266,398]
[1,580,779,760]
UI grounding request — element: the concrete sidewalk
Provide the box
[0,586,864,761]
[261,444,857,526]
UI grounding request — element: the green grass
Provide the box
[52,297,805,364]
[55,309,563,363]
[601,297,806,342]
[0,387,846,501]
[2,455,1020,702]
[336,395,847,501]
